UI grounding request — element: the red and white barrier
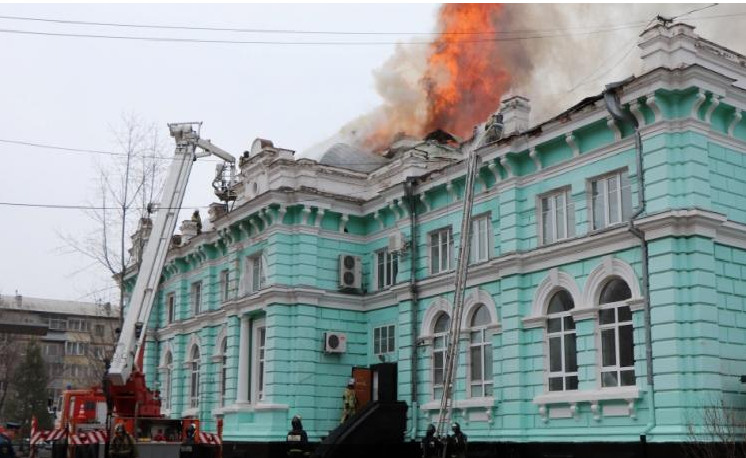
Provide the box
[198,432,221,445]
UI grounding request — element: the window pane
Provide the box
[619,324,634,367]
[470,347,482,380]
[431,235,439,273]
[542,197,553,244]
[621,172,632,220]
[599,308,616,325]
[556,194,566,240]
[471,305,490,327]
[434,314,450,333]
[566,376,578,390]
[388,334,395,352]
[601,329,617,366]
[602,371,618,387]
[548,377,564,391]
[547,318,562,333]
[564,316,575,331]
[440,232,448,271]
[391,254,398,284]
[485,383,493,397]
[608,175,619,224]
[471,384,483,398]
[549,337,562,372]
[620,369,636,386]
[470,331,482,343]
[564,333,577,372]
[618,305,632,323]
[548,289,574,314]
[600,279,632,304]
[484,344,493,379]
[592,181,604,230]
[567,197,575,237]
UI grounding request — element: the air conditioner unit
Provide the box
[324,332,347,353]
[388,231,406,253]
[338,254,362,290]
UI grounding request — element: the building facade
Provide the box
[0,294,119,411]
[135,21,746,454]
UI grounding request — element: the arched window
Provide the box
[190,345,200,408]
[220,338,228,406]
[162,352,172,410]
[432,313,451,399]
[599,278,635,387]
[469,305,493,398]
[546,289,578,391]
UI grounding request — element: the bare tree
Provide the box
[684,396,746,458]
[60,113,168,328]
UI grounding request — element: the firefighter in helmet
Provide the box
[340,378,357,423]
[445,422,467,458]
[109,424,138,458]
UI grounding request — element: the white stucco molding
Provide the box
[158,340,174,369]
[578,256,643,319]
[461,289,501,333]
[533,386,641,422]
[419,296,452,340]
[186,333,202,361]
[523,268,582,329]
[211,325,228,362]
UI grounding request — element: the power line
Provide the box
[0,138,171,160]
[0,13,652,36]
[0,23,652,46]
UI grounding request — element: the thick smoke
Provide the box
[304,3,745,158]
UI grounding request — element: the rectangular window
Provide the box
[600,305,635,387]
[375,250,399,290]
[247,255,266,293]
[433,333,447,399]
[470,215,490,264]
[251,321,267,403]
[590,171,632,230]
[373,325,396,355]
[49,319,67,331]
[191,282,202,315]
[166,293,175,324]
[65,342,88,356]
[429,227,453,275]
[220,269,230,302]
[540,189,575,245]
[94,324,105,337]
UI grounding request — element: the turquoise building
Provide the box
[128,21,746,457]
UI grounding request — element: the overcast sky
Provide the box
[0,3,743,303]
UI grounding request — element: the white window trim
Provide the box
[467,309,493,398]
[429,227,454,275]
[186,345,201,409]
[588,169,631,231]
[158,351,173,413]
[545,293,578,392]
[373,324,396,355]
[470,213,491,264]
[220,269,230,302]
[251,318,266,404]
[245,254,267,294]
[538,187,574,246]
[597,299,636,389]
[191,282,202,316]
[533,386,641,422]
[374,249,398,291]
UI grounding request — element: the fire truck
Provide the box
[46,124,235,458]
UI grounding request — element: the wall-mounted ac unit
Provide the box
[388,231,406,253]
[324,332,347,353]
[339,255,362,290]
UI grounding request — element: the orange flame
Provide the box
[423,3,510,139]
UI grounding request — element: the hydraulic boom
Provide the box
[108,123,235,386]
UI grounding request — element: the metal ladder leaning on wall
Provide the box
[434,135,482,444]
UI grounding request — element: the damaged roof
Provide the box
[319,143,391,173]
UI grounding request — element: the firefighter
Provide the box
[109,424,138,458]
[444,423,467,458]
[420,424,439,458]
[191,211,202,235]
[184,424,196,444]
[340,378,357,423]
[285,415,308,458]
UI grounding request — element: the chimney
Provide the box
[499,95,531,136]
[180,220,199,243]
[14,291,21,307]
[208,202,228,222]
